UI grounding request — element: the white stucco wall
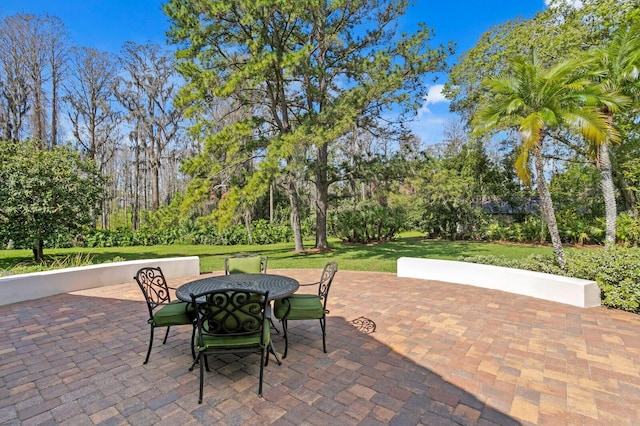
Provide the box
[397,257,601,308]
[0,257,200,306]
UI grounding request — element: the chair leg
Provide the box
[258,348,265,397]
[268,341,282,366]
[144,325,155,364]
[162,326,170,344]
[198,353,204,404]
[320,316,327,353]
[190,325,196,360]
[281,319,289,359]
[189,354,198,372]
[269,318,280,334]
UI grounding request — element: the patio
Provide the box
[1,268,640,425]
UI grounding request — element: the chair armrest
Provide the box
[298,281,320,287]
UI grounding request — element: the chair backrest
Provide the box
[191,289,269,341]
[318,262,338,308]
[134,267,170,317]
[224,254,268,275]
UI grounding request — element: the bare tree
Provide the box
[0,13,69,148]
[0,15,31,141]
[64,47,122,228]
[115,42,185,217]
[64,47,121,171]
[44,16,69,147]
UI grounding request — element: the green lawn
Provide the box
[0,233,556,274]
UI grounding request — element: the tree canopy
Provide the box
[164,0,453,250]
[446,0,640,122]
[0,141,105,261]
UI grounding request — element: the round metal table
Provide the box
[175,273,299,302]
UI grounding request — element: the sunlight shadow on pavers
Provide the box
[0,291,519,425]
[3,269,640,424]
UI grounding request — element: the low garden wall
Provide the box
[0,256,200,307]
[397,257,601,308]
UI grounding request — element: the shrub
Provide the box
[566,248,640,312]
[251,219,292,245]
[328,201,405,244]
[3,253,95,275]
[616,213,640,245]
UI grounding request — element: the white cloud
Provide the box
[418,84,449,116]
[408,115,450,145]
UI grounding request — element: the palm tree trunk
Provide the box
[533,144,566,269]
[598,142,617,248]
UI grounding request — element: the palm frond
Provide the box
[519,112,544,147]
[563,109,618,145]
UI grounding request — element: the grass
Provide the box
[0,233,556,274]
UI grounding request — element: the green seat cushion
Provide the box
[227,256,263,274]
[196,319,270,351]
[274,294,324,320]
[151,300,194,326]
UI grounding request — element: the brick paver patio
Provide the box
[1,268,640,425]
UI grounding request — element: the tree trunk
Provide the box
[132,136,141,231]
[33,85,46,148]
[285,178,304,252]
[151,157,160,211]
[598,142,617,248]
[269,184,274,223]
[533,144,565,269]
[244,209,253,244]
[50,74,58,147]
[315,143,329,249]
[32,238,44,262]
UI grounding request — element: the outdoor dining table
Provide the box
[175,273,300,302]
[175,273,299,363]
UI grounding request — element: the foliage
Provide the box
[580,22,640,246]
[328,201,405,244]
[450,1,640,255]
[0,141,106,261]
[446,0,640,121]
[84,228,136,247]
[410,142,512,240]
[566,247,640,312]
[164,0,453,250]
[471,48,625,268]
[615,213,640,245]
[556,212,604,245]
[82,218,297,248]
[1,253,95,276]
[459,253,563,274]
[549,163,603,218]
[483,216,546,244]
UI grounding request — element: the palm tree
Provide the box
[472,52,618,269]
[583,25,639,248]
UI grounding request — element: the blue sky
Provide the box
[0,0,548,145]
